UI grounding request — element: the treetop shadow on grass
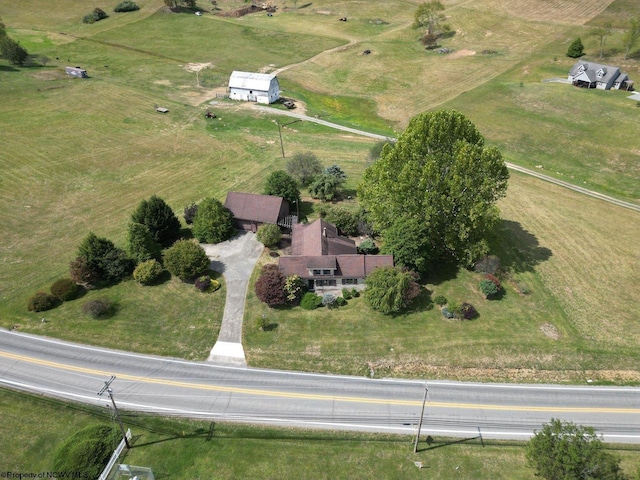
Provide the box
[0,65,19,72]
[492,219,552,273]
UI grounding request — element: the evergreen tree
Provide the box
[566,37,584,58]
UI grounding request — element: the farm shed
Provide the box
[65,66,88,78]
[228,71,280,104]
[568,61,631,90]
[224,192,289,232]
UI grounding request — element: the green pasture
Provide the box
[0,0,639,379]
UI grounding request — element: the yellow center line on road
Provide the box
[2,350,639,414]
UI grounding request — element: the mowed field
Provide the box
[0,0,638,383]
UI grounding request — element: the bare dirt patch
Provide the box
[154,79,172,86]
[447,49,476,60]
[540,323,560,340]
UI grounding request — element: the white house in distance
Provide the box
[567,60,631,90]
[228,71,280,104]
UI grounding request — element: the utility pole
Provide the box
[98,376,130,448]
[277,122,285,158]
[413,383,429,453]
[276,119,302,158]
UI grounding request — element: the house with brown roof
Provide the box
[224,192,289,232]
[278,219,393,291]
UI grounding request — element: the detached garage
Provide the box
[228,71,280,104]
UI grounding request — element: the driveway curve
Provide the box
[202,232,264,366]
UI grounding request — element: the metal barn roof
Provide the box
[229,71,277,91]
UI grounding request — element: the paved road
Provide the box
[252,106,640,213]
[1,329,639,443]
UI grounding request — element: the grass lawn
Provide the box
[245,171,640,384]
[3,387,639,479]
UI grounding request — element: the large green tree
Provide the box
[623,17,640,60]
[192,197,236,244]
[591,22,612,59]
[286,152,323,186]
[526,419,628,480]
[0,17,28,65]
[364,266,420,314]
[358,110,509,267]
[263,170,301,205]
[131,195,181,246]
[381,217,435,275]
[413,1,446,35]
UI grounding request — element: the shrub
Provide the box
[300,292,322,310]
[50,278,78,301]
[184,202,198,225]
[322,293,336,308]
[257,223,282,248]
[319,206,358,236]
[114,1,140,12]
[131,195,181,246]
[164,239,210,281]
[351,288,359,298]
[53,424,120,480]
[474,255,501,275]
[284,275,306,305]
[69,256,100,289]
[210,279,221,291]
[83,8,108,23]
[255,264,287,307]
[76,232,133,284]
[342,288,352,300]
[479,279,498,298]
[127,222,161,263]
[448,301,461,318]
[335,296,347,307]
[441,307,455,319]
[517,282,530,295]
[82,298,115,319]
[133,259,163,285]
[192,197,236,244]
[27,292,58,312]
[461,302,478,320]
[364,266,420,314]
[566,37,584,58]
[357,238,378,255]
[433,294,447,306]
[195,275,211,292]
[484,273,501,289]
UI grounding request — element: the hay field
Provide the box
[1,0,639,378]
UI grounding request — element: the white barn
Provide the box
[228,71,280,104]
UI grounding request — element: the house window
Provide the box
[312,269,322,275]
[316,279,336,287]
[322,269,332,275]
[342,278,357,285]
